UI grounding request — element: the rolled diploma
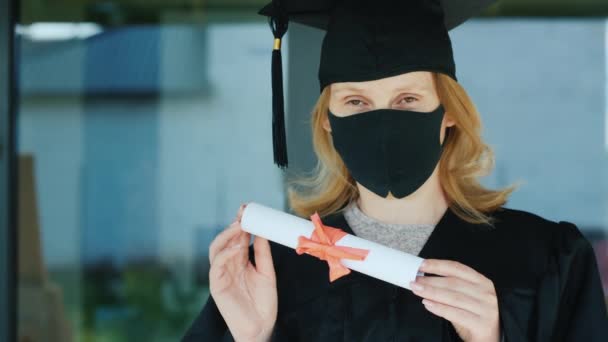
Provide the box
[240,202,425,291]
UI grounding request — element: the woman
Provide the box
[182,0,608,341]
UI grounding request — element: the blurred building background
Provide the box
[0,0,607,341]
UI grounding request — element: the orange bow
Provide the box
[296,212,370,282]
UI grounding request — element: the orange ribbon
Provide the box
[296,212,370,282]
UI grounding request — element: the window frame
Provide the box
[0,0,18,340]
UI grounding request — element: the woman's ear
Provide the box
[322,117,332,133]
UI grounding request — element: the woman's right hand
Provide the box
[209,203,278,342]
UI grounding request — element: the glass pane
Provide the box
[16,7,285,342]
[15,2,608,341]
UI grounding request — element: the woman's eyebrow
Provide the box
[333,84,430,97]
[393,85,429,94]
[333,86,365,95]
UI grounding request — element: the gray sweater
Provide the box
[343,200,435,256]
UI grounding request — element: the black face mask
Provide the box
[328,104,447,199]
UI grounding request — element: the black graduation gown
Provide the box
[182,205,608,341]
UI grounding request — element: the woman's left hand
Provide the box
[410,259,500,342]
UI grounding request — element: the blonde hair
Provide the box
[287,72,521,225]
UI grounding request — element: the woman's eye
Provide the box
[400,96,417,104]
[346,99,365,106]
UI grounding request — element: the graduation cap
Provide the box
[258,0,497,169]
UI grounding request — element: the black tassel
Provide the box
[269,1,289,169]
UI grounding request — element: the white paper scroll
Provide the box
[240,202,425,291]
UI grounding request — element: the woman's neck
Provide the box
[355,165,448,226]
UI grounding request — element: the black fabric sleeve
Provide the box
[181,293,235,342]
[496,221,608,342]
[548,221,608,341]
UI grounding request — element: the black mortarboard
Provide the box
[259,0,497,169]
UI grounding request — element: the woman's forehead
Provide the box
[331,71,434,95]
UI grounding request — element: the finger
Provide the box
[209,244,243,282]
[209,222,244,264]
[415,275,492,301]
[253,236,275,279]
[237,229,251,248]
[410,281,486,316]
[232,221,251,247]
[422,299,478,328]
[419,259,489,286]
[235,202,249,223]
